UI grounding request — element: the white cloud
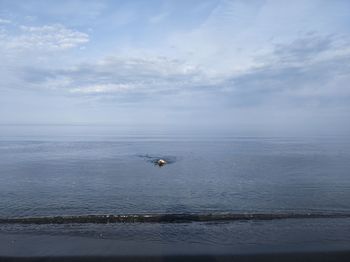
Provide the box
[46,56,216,95]
[70,83,138,94]
[10,32,348,109]
[0,23,89,51]
[0,18,11,24]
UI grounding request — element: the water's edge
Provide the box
[1,212,350,224]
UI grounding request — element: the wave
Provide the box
[1,212,350,224]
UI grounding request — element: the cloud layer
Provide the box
[0,0,350,134]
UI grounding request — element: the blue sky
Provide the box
[0,0,350,134]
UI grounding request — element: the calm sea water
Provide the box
[0,126,350,254]
[1,126,350,218]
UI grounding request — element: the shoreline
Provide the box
[1,212,350,224]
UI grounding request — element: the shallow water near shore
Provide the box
[0,126,350,254]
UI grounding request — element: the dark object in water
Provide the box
[156,159,167,166]
[137,154,176,165]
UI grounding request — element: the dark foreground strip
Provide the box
[0,213,350,224]
[1,252,350,262]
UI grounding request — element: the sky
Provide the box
[0,0,350,135]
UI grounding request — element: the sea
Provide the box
[0,125,349,256]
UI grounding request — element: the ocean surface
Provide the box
[0,125,350,255]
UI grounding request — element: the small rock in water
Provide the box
[156,159,167,166]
